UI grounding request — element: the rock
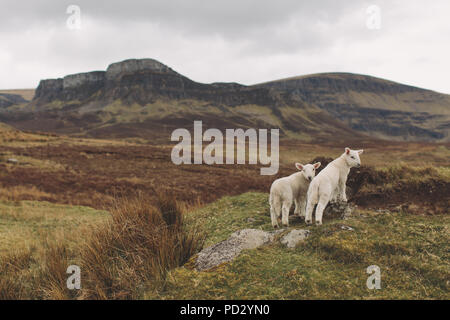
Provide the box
[105,58,176,80]
[32,58,278,107]
[196,229,276,271]
[324,201,355,219]
[281,229,310,248]
[247,217,256,223]
[7,158,18,164]
[340,225,354,231]
[63,71,106,89]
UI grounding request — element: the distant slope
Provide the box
[0,92,29,108]
[0,59,448,142]
[257,73,450,141]
[0,89,35,101]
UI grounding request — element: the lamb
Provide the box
[270,162,321,228]
[305,147,363,225]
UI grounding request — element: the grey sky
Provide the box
[1,0,450,94]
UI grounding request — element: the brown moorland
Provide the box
[0,130,448,214]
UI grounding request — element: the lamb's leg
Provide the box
[330,186,339,204]
[298,195,306,218]
[305,198,315,225]
[270,195,280,228]
[270,204,279,228]
[315,196,329,225]
[293,198,300,216]
[281,201,291,227]
[338,177,348,202]
[314,184,332,225]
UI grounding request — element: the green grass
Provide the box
[0,200,109,254]
[145,192,450,300]
[0,200,110,299]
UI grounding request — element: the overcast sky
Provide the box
[1,0,450,94]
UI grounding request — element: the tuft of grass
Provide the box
[79,193,204,299]
[0,200,108,299]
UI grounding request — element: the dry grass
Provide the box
[0,193,204,300]
[0,89,35,101]
[0,184,55,202]
[78,192,204,299]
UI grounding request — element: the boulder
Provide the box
[196,229,280,271]
[324,201,355,219]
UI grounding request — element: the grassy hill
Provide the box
[145,192,449,300]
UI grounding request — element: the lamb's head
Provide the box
[343,147,364,168]
[295,162,321,182]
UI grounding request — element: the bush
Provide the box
[79,192,204,299]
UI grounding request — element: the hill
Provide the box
[0,59,449,142]
[145,192,449,299]
[257,73,450,141]
[0,91,29,108]
[0,89,35,102]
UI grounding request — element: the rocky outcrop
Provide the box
[34,79,63,101]
[324,201,355,220]
[196,229,281,271]
[105,58,177,80]
[32,58,279,107]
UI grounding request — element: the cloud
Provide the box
[0,0,449,94]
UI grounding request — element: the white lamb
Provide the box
[305,147,363,225]
[270,162,321,228]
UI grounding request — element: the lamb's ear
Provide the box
[313,162,321,169]
[357,149,364,155]
[295,163,304,171]
[345,147,351,155]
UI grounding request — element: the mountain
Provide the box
[257,73,450,141]
[0,58,449,142]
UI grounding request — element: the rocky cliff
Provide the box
[33,58,279,108]
[257,73,450,141]
[3,59,449,142]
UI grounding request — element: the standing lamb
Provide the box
[305,147,363,225]
[270,162,321,228]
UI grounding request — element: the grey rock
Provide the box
[325,201,355,220]
[340,225,354,231]
[196,229,275,271]
[63,71,105,89]
[105,58,176,80]
[7,158,18,164]
[281,229,310,248]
